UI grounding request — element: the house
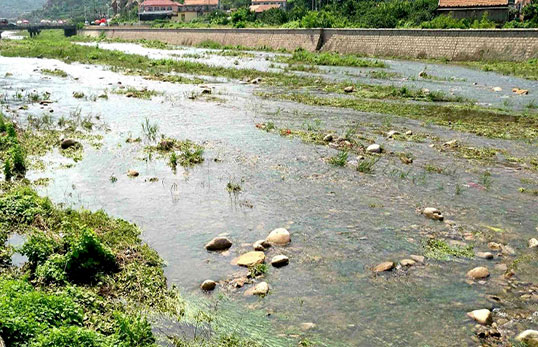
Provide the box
[249,0,287,13]
[437,0,510,22]
[177,0,219,22]
[138,0,180,20]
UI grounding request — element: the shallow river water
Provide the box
[0,40,537,346]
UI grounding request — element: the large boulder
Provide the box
[266,228,291,245]
[205,237,232,251]
[237,251,265,267]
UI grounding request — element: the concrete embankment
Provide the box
[81,27,538,61]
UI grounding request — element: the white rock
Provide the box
[366,144,381,153]
[245,281,269,296]
[387,130,400,138]
[266,228,291,245]
[492,86,502,92]
[529,238,538,248]
[300,322,316,331]
[410,255,425,263]
[466,309,492,325]
[476,251,494,260]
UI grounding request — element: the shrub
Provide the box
[64,229,117,283]
[29,326,106,347]
[114,313,155,347]
[0,277,83,345]
[21,232,61,267]
[35,254,68,284]
[0,188,51,225]
[3,158,12,181]
[10,144,26,176]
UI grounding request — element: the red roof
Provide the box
[182,0,218,5]
[251,0,286,3]
[438,0,507,7]
[249,4,281,12]
[140,0,179,6]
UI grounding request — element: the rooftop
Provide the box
[438,0,508,7]
[182,0,218,5]
[251,0,287,3]
[140,0,179,6]
[249,3,282,12]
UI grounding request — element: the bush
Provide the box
[64,229,117,283]
[35,254,68,284]
[114,313,155,347]
[3,158,12,181]
[30,326,106,347]
[0,277,83,345]
[0,187,51,225]
[21,232,61,267]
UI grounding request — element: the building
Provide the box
[139,0,180,20]
[249,0,287,13]
[437,0,510,22]
[177,0,219,22]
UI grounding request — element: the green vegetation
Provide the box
[0,119,27,180]
[113,87,161,100]
[146,137,204,168]
[459,58,538,81]
[328,151,348,167]
[258,92,538,141]
[40,68,68,78]
[357,157,379,173]
[278,49,386,68]
[424,239,474,261]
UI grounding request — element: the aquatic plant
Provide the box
[423,239,474,261]
[141,118,159,142]
[328,151,348,167]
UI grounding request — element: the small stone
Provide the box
[200,280,216,291]
[467,309,492,325]
[127,170,139,177]
[476,252,494,260]
[529,238,538,248]
[423,207,444,221]
[344,86,354,93]
[125,92,134,98]
[515,330,538,345]
[467,266,490,279]
[60,138,80,149]
[410,255,425,263]
[250,77,262,84]
[205,237,232,251]
[323,134,334,142]
[400,259,416,266]
[366,144,381,153]
[492,86,502,92]
[373,261,395,273]
[387,130,400,138]
[271,255,289,268]
[418,70,428,78]
[201,88,212,94]
[266,228,291,245]
[488,242,502,250]
[405,130,413,136]
[443,139,458,147]
[512,88,529,95]
[245,281,269,296]
[253,240,266,251]
[300,322,316,331]
[237,251,265,267]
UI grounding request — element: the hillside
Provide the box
[31,0,109,22]
[0,0,46,20]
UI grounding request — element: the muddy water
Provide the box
[1,45,537,346]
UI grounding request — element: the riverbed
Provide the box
[1,38,537,346]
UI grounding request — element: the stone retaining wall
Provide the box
[81,27,538,61]
[81,27,321,52]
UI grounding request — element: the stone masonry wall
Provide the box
[81,27,538,61]
[321,29,538,61]
[82,28,322,52]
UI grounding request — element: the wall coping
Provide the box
[82,26,538,33]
